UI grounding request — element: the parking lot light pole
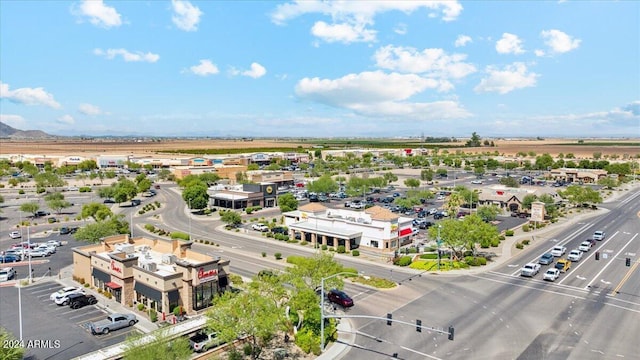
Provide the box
[437,224,442,271]
[320,271,360,352]
[188,198,192,241]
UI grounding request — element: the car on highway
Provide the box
[520,263,541,277]
[9,231,22,239]
[555,259,571,273]
[567,249,583,262]
[327,289,354,308]
[578,241,592,252]
[593,230,606,241]
[68,293,98,309]
[551,246,567,257]
[50,287,85,303]
[543,268,561,282]
[251,223,269,232]
[471,179,483,184]
[538,253,554,265]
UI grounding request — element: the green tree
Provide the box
[558,185,603,205]
[597,177,618,189]
[77,160,98,171]
[307,174,338,194]
[0,326,24,360]
[74,215,129,243]
[98,186,116,200]
[20,202,40,217]
[182,183,209,211]
[247,163,260,170]
[278,193,298,212]
[113,178,138,203]
[47,199,72,215]
[499,177,519,188]
[521,194,537,210]
[220,211,242,227]
[81,203,113,221]
[535,154,554,170]
[404,178,421,189]
[420,169,434,181]
[34,171,66,189]
[476,205,501,222]
[122,329,192,360]
[383,172,398,184]
[137,178,152,193]
[465,132,482,147]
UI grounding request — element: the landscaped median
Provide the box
[392,252,491,272]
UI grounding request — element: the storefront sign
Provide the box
[110,260,123,274]
[197,267,217,283]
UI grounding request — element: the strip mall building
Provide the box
[72,235,230,316]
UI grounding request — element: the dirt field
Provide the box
[1,138,638,159]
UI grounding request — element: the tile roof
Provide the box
[365,205,399,221]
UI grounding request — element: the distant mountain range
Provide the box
[0,122,53,139]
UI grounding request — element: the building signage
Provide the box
[531,201,545,222]
[110,260,123,274]
[197,267,217,283]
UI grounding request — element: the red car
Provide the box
[328,289,354,308]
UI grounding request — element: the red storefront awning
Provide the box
[105,282,122,289]
[399,228,413,236]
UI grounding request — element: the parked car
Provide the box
[578,241,592,252]
[251,223,269,232]
[593,230,606,241]
[9,231,21,239]
[538,253,554,265]
[35,210,51,217]
[551,246,567,257]
[543,268,561,282]
[68,293,98,309]
[0,254,21,263]
[189,331,224,352]
[0,267,17,282]
[567,249,583,262]
[555,259,571,273]
[35,245,55,255]
[271,226,288,235]
[27,249,49,258]
[419,221,434,229]
[50,287,85,302]
[103,199,116,204]
[327,289,354,308]
[90,313,138,335]
[46,239,62,247]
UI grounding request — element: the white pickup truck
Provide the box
[520,263,541,277]
[90,313,138,335]
[189,331,223,352]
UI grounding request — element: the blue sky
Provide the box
[1,0,638,138]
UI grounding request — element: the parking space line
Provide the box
[29,287,58,294]
[69,309,104,320]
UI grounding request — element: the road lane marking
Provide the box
[609,260,639,296]
[583,233,637,289]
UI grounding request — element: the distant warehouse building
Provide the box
[72,235,230,316]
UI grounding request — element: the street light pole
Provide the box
[320,271,359,352]
[188,198,192,241]
[437,224,442,271]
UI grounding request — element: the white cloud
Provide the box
[295,70,471,119]
[528,101,640,133]
[0,114,27,129]
[540,29,581,54]
[496,33,525,54]
[373,45,477,82]
[393,23,407,35]
[311,21,376,43]
[474,62,539,94]
[534,49,546,57]
[78,103,103,115]
[71,0,122,28]
[454,34,472,47]
[271,1,463,43]
[171,0,203,32]
[230,63,267,79]
[189,60,219,76]
[57,114,75,125]
[0,81,62,109]
[93,48,159,63]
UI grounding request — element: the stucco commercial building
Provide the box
[72,235,230,316]
[283,204,414,252]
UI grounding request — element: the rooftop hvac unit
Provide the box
[126,253,137,259]
[115,243,135,254]
[140,261,157,272]
[162,254,177,264]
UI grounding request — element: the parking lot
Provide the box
[0,280,140,360]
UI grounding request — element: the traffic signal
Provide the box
[416,319,422,332]
[626,258,631,267]
[387,313,392,326]
[448,326,455,341]
[595,252,600,261]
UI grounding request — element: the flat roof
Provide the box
[289,222,362,239]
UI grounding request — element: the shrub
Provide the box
[499,235,505,241]
[79,186,92,192]
[351,250,360,256]
[286,255,306,265]
[18,189,25,194]
[477,257,487,265]
[144,224,155,232]
[84,283,90,287]
[505,230,515,236]
[522,239,530,245]
[170,231,190,240]
[515,242,524,249]
[321,245,328,250]
[465,256,479,266]
[490,238,500,247]
[300,241,308,246]
[337,245,346,254]
[394,256,413,266]
[274,252,282,260]
[261,252,266,257]
[36,187,46,194]
[149,309,157,322]
[173,306,184,316]
[420,253,439,259]
[295,327,322,355]
[243,343,253,356]
[522,224,530,232]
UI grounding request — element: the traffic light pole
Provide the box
[324,313,454,339]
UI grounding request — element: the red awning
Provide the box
[399,228,413,236]
[105,282,122,289]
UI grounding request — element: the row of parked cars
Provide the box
[1,238,63,263]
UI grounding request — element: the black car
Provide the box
[103,199,116,204]
[271,227,288,235]
[35,210,51,217]
[68,293,98,309]
[419,221,434,229]
[60,226,78,235]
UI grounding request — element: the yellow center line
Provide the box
[610,260,639,296]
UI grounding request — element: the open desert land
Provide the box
[0,138,638,159]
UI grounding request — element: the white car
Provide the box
[50,287,85,303]
[27,249,48,258]
[46,240,62,247]
[436,195,445,201]
[471,179,483,184]
[251,223,269,232]
[543,268,560,282]
[593,231,606,241]
[35,245,55,255]
[9,231,22,239]
[578,241,592,252]
[567,249,583,262]
[551,246,567,257]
